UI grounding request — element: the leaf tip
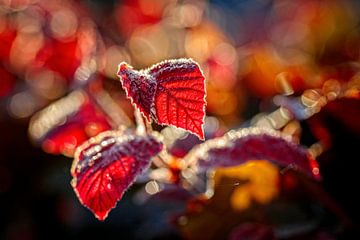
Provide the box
[117,62,132,76]
[195,126,205,141]
[94,210,110,221]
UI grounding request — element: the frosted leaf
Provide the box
[71,130,163,220]
[117,58,206,139]
[184,127,320,180]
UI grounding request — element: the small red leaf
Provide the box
[71,131,163,220]
[185,127,320,180]
[29,91,112,157]
[117,59,206,139]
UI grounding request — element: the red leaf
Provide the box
[185,127,320,180]
[29,91,112,157]
[117,59,206,139]
[71,131,163,220]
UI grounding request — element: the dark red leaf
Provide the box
[185,127,320,180]
[71,131,163,220]
[117,59,206,139]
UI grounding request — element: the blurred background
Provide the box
[1,0,360,239]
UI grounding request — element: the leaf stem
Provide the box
[134,109,147,135]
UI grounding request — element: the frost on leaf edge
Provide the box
[184,126,320,180]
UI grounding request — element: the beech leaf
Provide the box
[71,130,163,220]
[185,127,320,180]
[117,59,206,139]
